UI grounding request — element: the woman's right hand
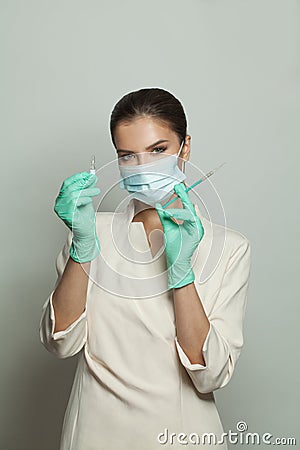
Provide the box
[54,172,101,263]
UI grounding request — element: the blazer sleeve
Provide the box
[39,231,88,359]
[175,236,251,394]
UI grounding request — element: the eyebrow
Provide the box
[116,139,170,154]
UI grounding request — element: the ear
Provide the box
[178,134,191,171]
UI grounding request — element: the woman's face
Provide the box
[113,116,191,171]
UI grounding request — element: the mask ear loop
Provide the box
[177,139,186,174]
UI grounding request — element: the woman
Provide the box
[39,88,251,450]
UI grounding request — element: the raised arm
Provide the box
[39,171,101,359]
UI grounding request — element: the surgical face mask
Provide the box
[118,140,186,207]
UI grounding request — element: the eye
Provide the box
[122,154,135,161]
[152,146,167,153]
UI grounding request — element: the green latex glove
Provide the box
[54,171,101,263]
[155,182,204,289]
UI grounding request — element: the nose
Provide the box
[136,152,149,165]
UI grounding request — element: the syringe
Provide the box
[89,154,96,174]
[162,162,227,209]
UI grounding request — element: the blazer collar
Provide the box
[112,198,219,285]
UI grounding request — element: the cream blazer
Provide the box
[39,198,251,450]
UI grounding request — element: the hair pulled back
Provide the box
[110,87,187,148]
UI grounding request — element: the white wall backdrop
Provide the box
[1,1,299,449]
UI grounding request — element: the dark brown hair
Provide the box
[110,87,187,148]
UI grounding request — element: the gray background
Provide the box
[1,0,299,449]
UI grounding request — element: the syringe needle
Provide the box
[191,161,226,186]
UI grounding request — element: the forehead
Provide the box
[114,116,176,148]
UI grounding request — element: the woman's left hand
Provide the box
[155,182,204,289]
